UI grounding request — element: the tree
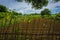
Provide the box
[40,8,51,16]
[0,5,8,12]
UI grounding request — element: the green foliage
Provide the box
[25,0,48,9]
[0,11,23,27]
[55,12,60,22]
[40,8,51,17]
[0,5,8,12]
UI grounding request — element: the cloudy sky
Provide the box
[0,0,60,14]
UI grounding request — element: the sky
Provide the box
[0,0,60,14]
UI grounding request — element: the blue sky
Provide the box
[0,0,60,14]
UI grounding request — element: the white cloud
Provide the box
[46,1,60,13]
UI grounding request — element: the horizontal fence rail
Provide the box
[0,33,60,35]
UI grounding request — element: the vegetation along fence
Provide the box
[0,18,60,40]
